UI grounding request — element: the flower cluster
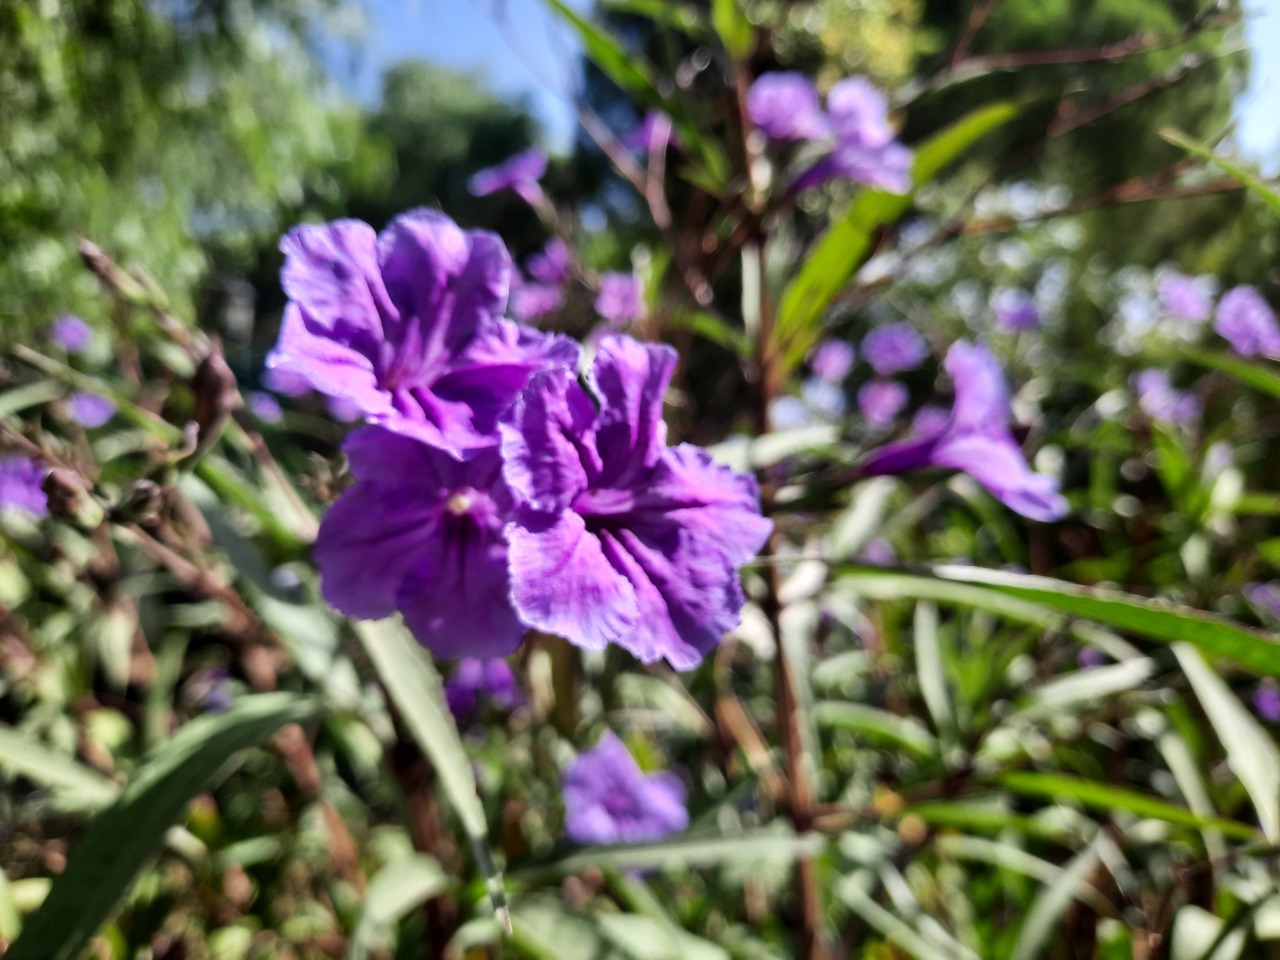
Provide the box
[273,209,770,667]
[748,72,912,195]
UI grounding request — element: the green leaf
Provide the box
[934,835,1115,916]
[840,565,1280,676]
[836,873,977,960]
[352,620,507,928]
[0,380,63,419]
[1160,128,1280,216]
[1000,772,1260,841]
[599,1,706,36]
[5,693,324,960]
[710,0,753,61]
[1010,837,1104,960]
[1174,644,1280,842]
[812,701,938,759]
[775,101,1021,367]
[1183,348,1280,400]
[0,727,119,811]
[348,855,447,960]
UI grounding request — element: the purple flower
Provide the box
[1133,369,1200,426]
[247,391,284,424]
[858,379,908,429]
[793,77,912,194]
[49,314,93,354]
[1244,582,1280,619]
[595,273,643,327]
[993,289,1040,332]
[622,111,680,154]
[262,366,312,397]
[911,405,951,437]
[1158,272,1211,322]
[859,537,896,566]
[527,239,571,285]
[862,323,927,376]
[510,280,564,323]
[327,395,362,423]
[808,340,856,383]
[314,427,525,657]
[747,73,829,142]
[445,658,524,717]
[801,379,846,420]
[467,148,548,207]
[185,667,234,713]
[1215,286,1280,358]
[1256,682,1280,723]
[266,210,577,458]
[501,336,772,668]
[1078,648,1107,669]
[0,456,48,518]
[861,341,1067,522]
[69,392,116,428]
[561,732,688,845]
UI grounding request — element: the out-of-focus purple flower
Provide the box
[1158,271,1212,322]
[510,280,564,323]
[185,667,234,713]
[1244,582,1280,619]
[263,366,312,397]
[808,340,856,383]
[861,342,1067,522]
[862,323,927,376]
[1215,286,1280,358]
[858,379,908,429]
[622,112,680,154]
[445,658,524,717]
[801,379,846,420]
[993,289,1040,332]
[327,395,362,423]
[1078,647,1107,669]
[49,314,93,354]
[527,239,571,284]
[747,73,829,142]
[247,391,284,424]
[314,427,525,656]
[467,148,548,207]
[860,537,896,566]
[0,456,48,518]
[769,395,812,430]
[911,405,951,438]
[266,210,577,458]
[792,77,912,194]
[561,732,688,845]
[1255,682,1280,723]
[501,335,772,668]
[69,392,116,428]
[1133,370,1200,426]
[595,272,643,327]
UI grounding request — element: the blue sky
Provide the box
[337,0,1278,165]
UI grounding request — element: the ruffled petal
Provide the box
[934,433,1067,522]
[589,335,677,486]
[500,371,597,512]
[266,304,392,418]
[946,341,1010,432]
[506,509,638,650]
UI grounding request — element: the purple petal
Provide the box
[808,339,856,383]
[747,73,829,142]
[1158,272,1212,322]
[510,280,564,322]
[993,289,1040,332]
[69,392,116,428]
[468,148,548,201]
[594,272,643,327]
[589,335,677,486]
[945,341,1010,432]
[0,456,48,518]
[857,379,908,429]
[527,239,571,284]
[826,77,895,149]
[562,733,687,845]
[268,304,392,416]
[861,323,927,376]
[500,370,598,513]
[506,509,639,652]
[1215,286,1280,358]
[49,314,93,354]
[933,433,1067,522]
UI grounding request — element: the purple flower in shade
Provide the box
[622,111,680,154]
[527,239,571,285]
[1133,369,1200,426]
[185,667,234,713]
[595,272,643,327]
[1158,271,1212,322]
[262,366,312,397]
[859,537,896,566]
[861,341,1068,522]
[444,658,524,717]
[1244,582,1280,619]
[808,339,856,383]
[747,73,829,142]
[911,404,951,438]
[313,426,525,656]
[500,335,772,668]
[561,732,688,845]
[792,77,912,194]
[265,210,578,458]
[993,289,1040,332]
[467,148,548,207]
[1256,682,1280,723]
[861,323,927,376]
[858,379,908,429]
[1215,286,1280,358]
[49,314,93,354]
[510,280,564,323]
[247,391,284,424]
[68,392,116,428]
[1078,647,1107,669]
[0,456,48,518]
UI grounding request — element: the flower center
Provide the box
[446,489,475,516]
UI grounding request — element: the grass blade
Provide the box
[0,727,119,811]
[348,855,447,960]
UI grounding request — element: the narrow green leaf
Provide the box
[0,380,63,419]
[836,873,976,960]
[1000,772,1260,841]
[813,701,938,759]
[1010,837,1104,960]
[600,1,706,36]
[776,101,1021,367]
[6,693,324,960]
[711,0,753,61]
[353,620,507,927]
[905,800,1070,842]
[0,727,118,811]
[935,835,1115,916]
[913,601,955,741]
[841,564,1280,676]
[348,855,447,960]
[1006,658,1155,722]
[1160,128,1280,216]
[1184,348,1280,400]
[1175,644,1280,842]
